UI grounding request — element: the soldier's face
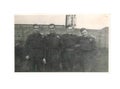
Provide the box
[33,25,40,33]
[49,25,55,33]
[81,30,88,37]
[67,27,73,34]
[33,29,39,34]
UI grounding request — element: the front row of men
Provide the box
[18,24,97,72]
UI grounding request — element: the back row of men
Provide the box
[17,24,97,72]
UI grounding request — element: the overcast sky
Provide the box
[15,14,110,29]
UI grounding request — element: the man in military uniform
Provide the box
[77,28,97,72]
[25,24,45,72]
[61,27,79,72]
[44,24,62,72]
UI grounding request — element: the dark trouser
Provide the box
[62,49,84,72]
[81,50,96,72]
[46,49,61,72]
[28,49,45,72]
[61,49,75,72]
[72,53,84,72]
[30,56,46,72]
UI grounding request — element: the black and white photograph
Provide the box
[1,0,120,89]
[15,14,109,72]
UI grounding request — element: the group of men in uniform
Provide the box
[15,24,97,72]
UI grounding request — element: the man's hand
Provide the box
[43,58,46,64]
[25,55,30,60]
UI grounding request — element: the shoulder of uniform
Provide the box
[89,35,96,39]
[88,35,96,42]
